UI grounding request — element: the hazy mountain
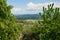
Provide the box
[15,14,40,20]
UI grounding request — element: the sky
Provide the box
[7,0,60,15]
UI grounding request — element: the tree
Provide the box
[0,0,21,40]
[39,3,60,40]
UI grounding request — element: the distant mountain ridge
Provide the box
[15,14,40,20]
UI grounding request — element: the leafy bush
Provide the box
[39,3,60,40]
[0,0,21,40]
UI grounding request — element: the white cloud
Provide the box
[26,2,60,13]
[27,2,60,9]
[27,2,49,10]
[11,2,60,14]
[12,8,25,12]
[54,3,60,8]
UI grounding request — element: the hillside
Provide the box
[15,14,40,20]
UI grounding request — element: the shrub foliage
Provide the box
[39,3,60,40]
[0,0,20,40]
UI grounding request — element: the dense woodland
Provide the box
[0,0,60,40]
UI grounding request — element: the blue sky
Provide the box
[7,0,60,15]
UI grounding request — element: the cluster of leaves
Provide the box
[38,3,60,40]
[0,0,21,40]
